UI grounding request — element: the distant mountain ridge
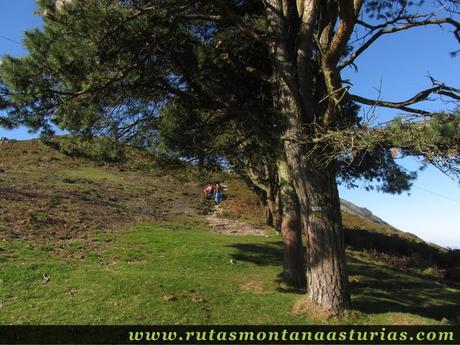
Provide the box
[340,198,396,229]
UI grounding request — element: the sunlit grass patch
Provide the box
[1,221,459,325]
[61,167,124,184]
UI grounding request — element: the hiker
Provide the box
[203,183,215,200]
[214,182,223,204]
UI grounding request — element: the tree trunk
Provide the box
[267,188,281,232]
[290,151,351,313]
[263,200,273,227]
[277,158,306,288]
[280,95,351,313]
[305,163,350,312]
[264,0,350,313]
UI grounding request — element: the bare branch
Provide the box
[348,85,453,115]
[438,90,460,101]
[340,17,460,70]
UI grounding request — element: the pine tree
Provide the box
[1,0,459,313]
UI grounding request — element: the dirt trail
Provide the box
[206,205,267,236]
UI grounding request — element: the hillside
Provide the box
[340,199,395,228]
[0,139,459,324]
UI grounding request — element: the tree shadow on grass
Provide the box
[345,227,460,269]
[229,241,283,267]
[275,285,307,294]
[229,242,460,321]
[229,241,307,294]
[349,257,460,321]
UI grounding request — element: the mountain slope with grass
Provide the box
[340,199,394,228]
[0,139,459,324]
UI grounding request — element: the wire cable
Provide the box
[412,184,460,204]
[0,34,21,45]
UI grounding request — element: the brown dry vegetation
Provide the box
[0,140,204,245]
[0,139,459,324]
[1,139,458,276]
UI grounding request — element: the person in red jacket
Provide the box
[203,184,215,200]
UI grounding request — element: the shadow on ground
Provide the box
[229,241,460,321]
[349,257,460,321]
[229,242,283,266]
[345,228,460,270]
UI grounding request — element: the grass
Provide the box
[0,222,299,324]
[62,167,124,184]
[1,139,460,325]
[0,140,204,240]
[1,221,458,325]
[348,254,460,322]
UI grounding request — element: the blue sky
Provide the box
[340,13,460,249]
[1,1,459,248]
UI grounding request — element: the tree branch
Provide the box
[349,82,460,115]
[324,0,360,67]
[348,86,448,115]
[340,17,460,70]
[178,13,223,22]
[320,0,363,125]
[296,0,317,122]
[349,93,429,114]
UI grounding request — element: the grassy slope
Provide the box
[0,140,459,324]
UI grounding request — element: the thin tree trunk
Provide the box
[267,188,281,232]
[277,158,306,288]
[241,174,277,228]
[263,200,274,226]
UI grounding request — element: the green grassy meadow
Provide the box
[1,221,459,325]
[0,139,459,325]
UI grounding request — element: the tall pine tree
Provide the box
[1,0,459,313]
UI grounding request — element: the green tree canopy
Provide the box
[1,0,459,313]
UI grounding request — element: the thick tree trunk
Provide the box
[276,68,350,310]
[285,144,351,312]
[277,158,306,288]
[264,0,350,313]
[303,161,350,312]
[281,98,351,313]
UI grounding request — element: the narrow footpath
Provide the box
[206,205,267,236]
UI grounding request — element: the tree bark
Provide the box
[302,162,350,312]
[264,202,274,227]
[264,0,350,313]
[277,158,306,288]
[267,187,281,232]
[280,88,351,313]
[288,149,351,312]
